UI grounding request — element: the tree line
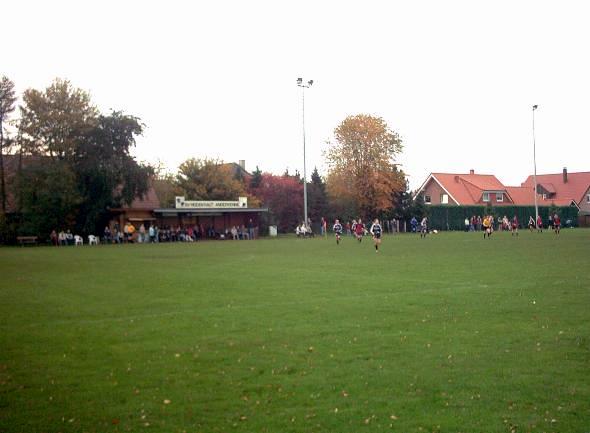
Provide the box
[0,76,426,242]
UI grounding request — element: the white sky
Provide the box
[4,0,590,190]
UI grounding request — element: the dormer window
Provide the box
[496,193,503,202]
[482,192,490,202]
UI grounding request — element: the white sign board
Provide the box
[175,196,248,209]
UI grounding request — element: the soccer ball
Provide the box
[432,230,438,234]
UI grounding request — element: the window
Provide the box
[482,192,490,202]
[587,194,590,203]
[424,195,431,204]
[440,193,449,204]
[496,193,503,202]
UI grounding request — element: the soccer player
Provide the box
[483,215,492,239]
[420,216,428,238]
[354,218,365,242]
[536,215,543,233]
[369,218,382,252]
[528,216,535,232]
[333,219,343,245]
[511,215,519,236]
[553,213,561,235]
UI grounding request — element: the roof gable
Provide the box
[522,171,590,204]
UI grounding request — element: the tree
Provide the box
[249,165,262,189]
[16,159,82,236]
[74,111,152,233]
[250,173,303,232]
[307,167,328,225]
[176,158,257,204]
[324,114,405,219]
[0,76,17,214]
[18,78,98,159]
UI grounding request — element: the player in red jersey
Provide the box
[553,213,561,235]
[354,218,365,242]
[511,215,519,236]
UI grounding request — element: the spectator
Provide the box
[231,226,239,240]
[50,230,58,246]
[104,226,112,243]
[247,219,254,240]
[66,230,74,245]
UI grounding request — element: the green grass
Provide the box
[1,230,589,433]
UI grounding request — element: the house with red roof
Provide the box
[416,169,580,208]
[521,168,590,225]
[416,169,525,206]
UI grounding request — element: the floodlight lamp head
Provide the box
[297,77,303,85]
[532,104,538,110]
[308,80,313,86]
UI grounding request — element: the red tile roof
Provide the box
[505,186,543,206]
[123,185,161,210]
[521,171,590,204]
[426,173,507,205]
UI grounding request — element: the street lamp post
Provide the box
[532,104,539,228]
[297,77,313,228]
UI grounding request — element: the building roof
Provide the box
[505,186,544,206]
[521,171,590,204]
[418,172,508,205]
[124,185,161,210]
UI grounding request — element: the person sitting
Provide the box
[296,225,303,237]
[231,226,239,240]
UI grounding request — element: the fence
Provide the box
[426,205,579,231]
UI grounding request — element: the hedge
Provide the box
[426,205,579,231]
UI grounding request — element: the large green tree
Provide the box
[74,111,153,233]
[14,80,151,237]
[325,114,405,219]
[18,78,98,159]
[0,76,17,214]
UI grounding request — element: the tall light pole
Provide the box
[297,77,313,227]
[532,104,539,228]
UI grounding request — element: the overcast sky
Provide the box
[4,0,590,189]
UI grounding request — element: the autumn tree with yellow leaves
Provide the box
[325,114,405,219]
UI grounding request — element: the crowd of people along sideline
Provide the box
[49,219,258,245]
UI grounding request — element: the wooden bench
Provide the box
[17,236,38,246]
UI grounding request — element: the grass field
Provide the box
[1,230,589,433]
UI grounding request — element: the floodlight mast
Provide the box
[297,77,313,228]
[532,104,539,228]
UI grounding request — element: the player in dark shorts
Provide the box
[536,215,543,233]
[369,218,382,252]
[511,215,519,236]
[354,218,365,242]
[553,213,561,235]
[333,219,343,245]
[420,217,428,238]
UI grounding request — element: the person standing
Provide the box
[536,215,543,233]
[553,213,561,235]
[420,217,428,238]
[464,217,469,232]
[333,219,343,245]
[247,218,254,240]
[410,216,418,233]
[369,218,382,252]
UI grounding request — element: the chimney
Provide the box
[239,160,246,171]
[563,167,568,183]
[454,175,460,183]
[469,169,474,175]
